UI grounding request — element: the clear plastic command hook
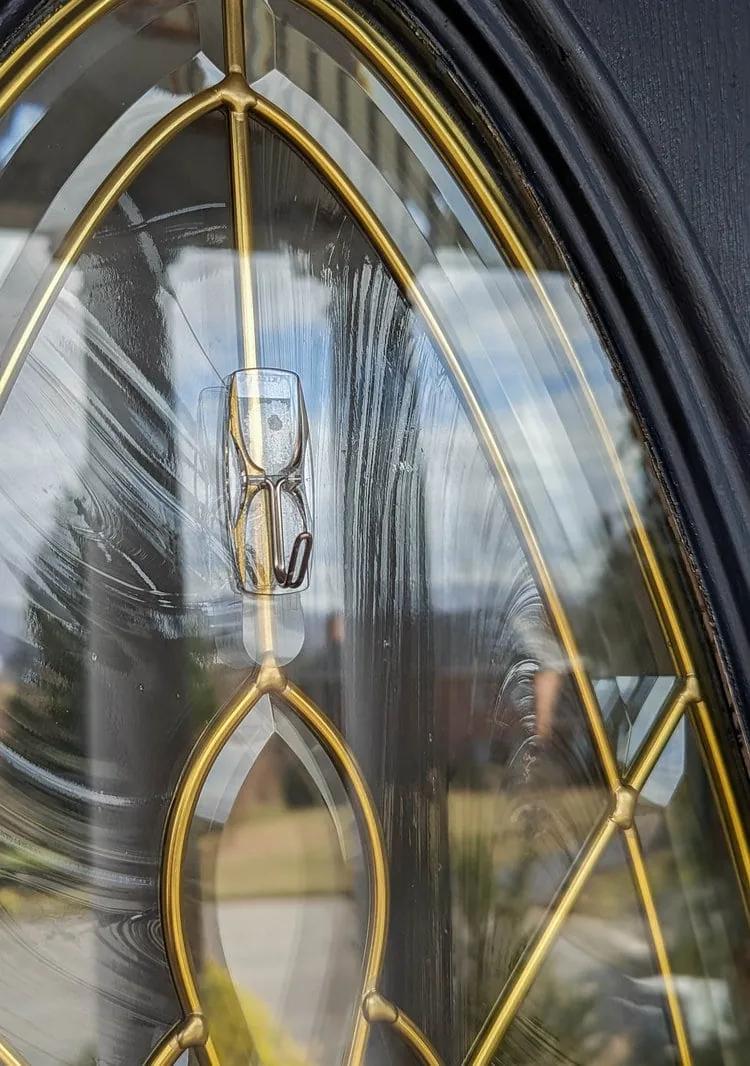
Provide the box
[197,368,314,666]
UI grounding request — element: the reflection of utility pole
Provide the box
[82,203,188,1064]
[333,258,453,1063]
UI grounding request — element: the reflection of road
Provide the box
[215,896,361,1064]
[0,897,730,1066]
[0,898,361,1066]
[0,915,97,1066]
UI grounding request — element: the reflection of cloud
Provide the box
[172,246,655,626]
[418,257,648,602]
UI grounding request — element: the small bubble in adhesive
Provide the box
[176,692,181,700]
[91,652,98,662]
[428,732,433,743]
[138,684,144,693]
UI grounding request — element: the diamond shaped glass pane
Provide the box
[493,833,677,1066]
[635,716,750,1063]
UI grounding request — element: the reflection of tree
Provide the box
[567,423,674,682]
[330,257,453,1058]
[7,492,88,783]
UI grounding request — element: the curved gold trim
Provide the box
[363,993,444,1066]
[158,670,267,1066]
[692,699,750,921]
[283,680,389,1066]
[391,1008,445,1066]
[251,92,621,797]
[0,83,223,409]
[145,1015,208,1066]
[293,0,691,674]
[623,826,693,1066]
[0,0,116,113]
[240,109,691,1066]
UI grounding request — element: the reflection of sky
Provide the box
[0,103,45,169]
[162,241,651,622]
[0,245,655,668]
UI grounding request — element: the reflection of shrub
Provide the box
[283,756,323,810]
[451,832,605,1064]
[69,1048,95,1066]
[202,961,311,1066]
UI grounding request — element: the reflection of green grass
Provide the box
[0,843,89,917]
[204,804,353,899]
[210,787,609,901]
[0,886,86,918]
[1,787,678,917]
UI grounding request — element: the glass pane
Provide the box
[635,717,750,1064]
[0,112,234,1064]
[248,122,609,1060]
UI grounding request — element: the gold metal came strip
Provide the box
[623,827,694,1066]
[0,1039,31,1066]
[465,813,618,1066]
[248,85,696,1066]
[146,1016,208,1066]
[283,681,390,1066]
[363,993,444,1066]
[465,676,698,1066]
[0,0,116,111]
[692,700,750,908]
[290,0,750,926]
[241,115,693,1066]
[154,663,393,1066]
[294,0,691,678]
[629,677,700,794]
[282,11,750,937]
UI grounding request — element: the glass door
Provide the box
[0,2,748,1065]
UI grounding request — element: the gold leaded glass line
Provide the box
[0,2,747,1066]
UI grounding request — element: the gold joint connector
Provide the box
[683,674,700,702]
[220,71,257,113]
[177,1014,208,1049]
[258,660,287,694]
[362,991,399,1024]
[611,785,639,830]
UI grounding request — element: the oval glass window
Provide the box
[0,2,748,1066]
